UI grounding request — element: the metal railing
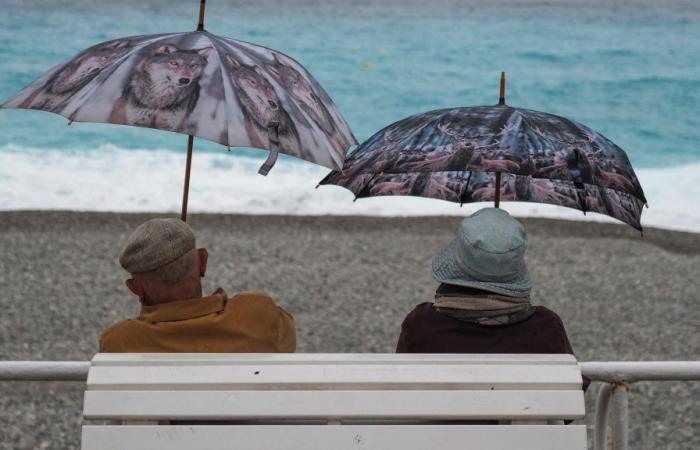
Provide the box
[0,361,89,381]
[1,360,699,450]
[581,362,700,450]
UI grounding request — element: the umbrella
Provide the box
[1,0,357,220]
[320,73,647,231]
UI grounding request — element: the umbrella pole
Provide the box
[495,72,505,207]
[494,172,501,208]
[197,0,206,31]
[499,72,506,105]
[181,135,194,222]
[182,0,203,222]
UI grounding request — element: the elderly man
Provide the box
[396,208,580,358]
[100,218,296,353]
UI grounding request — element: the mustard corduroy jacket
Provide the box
[99,289,296,353]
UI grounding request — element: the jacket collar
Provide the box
[138,288,228,323]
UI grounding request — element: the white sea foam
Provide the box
[0,144,698,233]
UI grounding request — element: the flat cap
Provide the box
[119,218,196,274]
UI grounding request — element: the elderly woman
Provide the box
[396,208,579,358]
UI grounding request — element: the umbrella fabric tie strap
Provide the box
[258,123,281,176]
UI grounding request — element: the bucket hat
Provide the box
[432,208,531,297]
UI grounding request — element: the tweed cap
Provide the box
[432,208,531,297]
[119,218,196,274]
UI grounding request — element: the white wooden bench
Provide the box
[81,353,587,450]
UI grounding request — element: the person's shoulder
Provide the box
[100,319,135,339]
[228,290,296,352]
[230,290,277,307]
[530,306,570,338]
[532,306,565,325]
[99,319,139,351]
[229,290,292,316]
[531,306,577,355]
[402,302,436,325]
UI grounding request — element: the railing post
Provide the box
[611,382,629,450]
[594,383,614,450]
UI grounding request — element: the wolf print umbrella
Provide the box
[320,73,647,231]
[1,0,356,221]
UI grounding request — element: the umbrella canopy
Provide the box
[1,31,355,170]
[320,74,647,230]
[1,1,357,220]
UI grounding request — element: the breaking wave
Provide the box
[0,144,697,233]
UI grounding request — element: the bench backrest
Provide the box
[81,353,586,450]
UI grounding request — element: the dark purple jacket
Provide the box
[396,302,589,390]
[396,303,575,354]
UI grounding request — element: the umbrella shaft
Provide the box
[197,0,206,31]
[181,135,194,222]
[498,72,506,105]
[494,171,501,208]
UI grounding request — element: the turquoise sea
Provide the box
[1,0,699,230]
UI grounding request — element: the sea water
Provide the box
[1,0,698,231]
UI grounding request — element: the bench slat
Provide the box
[81,425,587,450]
[91,353,578,366]
[87,364,583,391]
[83,389,584,420]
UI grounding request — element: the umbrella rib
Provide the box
[204,34,238,149]
[213,36,279,157]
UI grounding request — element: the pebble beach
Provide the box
[0,211,698,449]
